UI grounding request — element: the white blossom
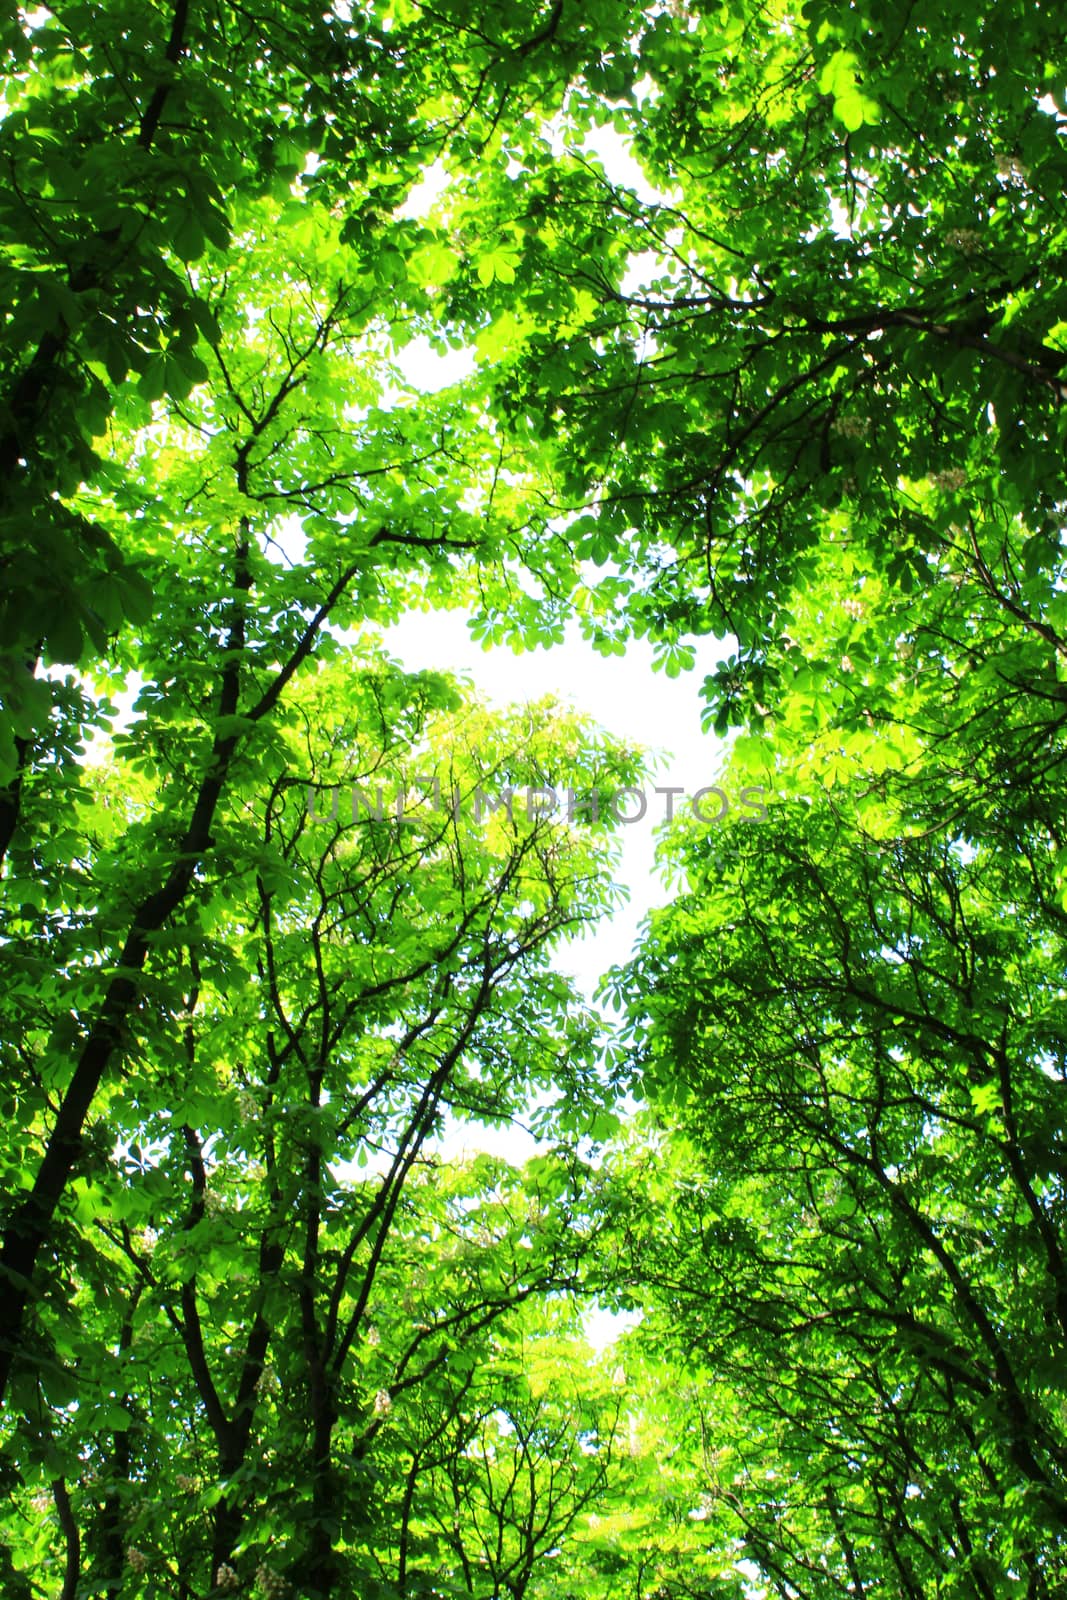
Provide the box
[829,414,870,439]
[256,1562,289,1597]
[931,467,967,492]
[995,153,1029,185]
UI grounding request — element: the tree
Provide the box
[0,0,620,782]
[2,651,643,1595]
[609,791,1067,1597]
[364,1288,624,1600]
[0,0,654,1400]
[460,0,1067,778]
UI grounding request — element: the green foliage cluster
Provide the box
[2,0,1067,1596]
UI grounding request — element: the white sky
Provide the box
[376,606,730,998]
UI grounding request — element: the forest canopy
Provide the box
[1,0,1066,1596]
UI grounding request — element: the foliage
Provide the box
[0,1,656,1587]
[608,793,1067,1595]
[4,0,1067,1595]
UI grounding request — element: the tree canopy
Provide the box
[2,0,1067,1596]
